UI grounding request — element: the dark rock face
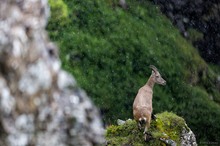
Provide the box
[0,0,104,145]
[152,0,220,65]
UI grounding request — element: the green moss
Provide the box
[48,0,69,29]
[106,112,187,146]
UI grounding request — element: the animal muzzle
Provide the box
[161,80,166,85]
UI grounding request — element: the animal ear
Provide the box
[151,70,156,75]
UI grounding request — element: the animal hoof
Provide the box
[144,132,153,142]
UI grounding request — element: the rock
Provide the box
[181,125,197,146]
[106,112,197,146]
[160,138,176,146]
[117,119,126,125]
[0,0,104,145]
[117,119,132,125]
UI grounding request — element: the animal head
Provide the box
[149,65,166,85]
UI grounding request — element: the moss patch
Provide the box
[48,0,69,29]
[106,112,187,146]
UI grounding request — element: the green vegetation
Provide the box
[47,0,220,143]
[187,28,203,43]
[48,0,69,29]
[106,112,187,146]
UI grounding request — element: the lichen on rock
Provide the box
[106,112,197,146]
[0,0,104,145]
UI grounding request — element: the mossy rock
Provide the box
[106,112,195,146]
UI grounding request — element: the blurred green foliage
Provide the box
[47,0,220,143]
[48,0,69,29]
[187,28,203,43]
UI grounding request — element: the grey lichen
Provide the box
[181,126,197,146]
[18,59,52,95]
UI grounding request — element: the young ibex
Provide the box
[133,65,166,140]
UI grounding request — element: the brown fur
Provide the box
[133,65,166,136]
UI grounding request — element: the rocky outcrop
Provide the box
[0,0,104,145]
[106,112,197,146]
[181,126,197,146]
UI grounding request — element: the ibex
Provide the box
[133,65,166,140]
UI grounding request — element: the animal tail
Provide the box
[139,117,147,128]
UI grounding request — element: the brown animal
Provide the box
[133,65,166,140]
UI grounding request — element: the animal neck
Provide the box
[146,75,155,89]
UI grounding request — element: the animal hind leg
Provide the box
[144,118,150,134]
[144,118,152,141]
[144,122,153,141]
[138,122,142,130]
[143,124,149,134]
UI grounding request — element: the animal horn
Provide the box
[149,65,158,72]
